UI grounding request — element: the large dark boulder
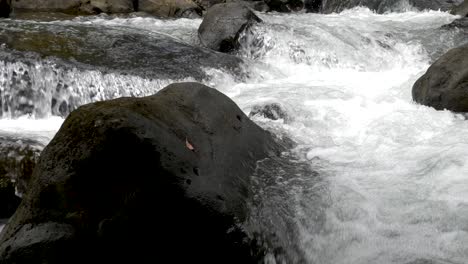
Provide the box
[412,44,468,112]
[10,0,134,14]
[198,2,262,52]
[0,82,284,264]
[0,0,10,17]
[138,0,202,17]
[321,0,463,14]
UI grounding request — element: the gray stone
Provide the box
[138,0,202,17]
[198,2,262,52]
[412,43,468,112]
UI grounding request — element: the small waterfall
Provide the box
[0,58,185,118]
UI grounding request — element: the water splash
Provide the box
[233,8,468,264]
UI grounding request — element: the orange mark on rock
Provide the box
[186,138,195,151]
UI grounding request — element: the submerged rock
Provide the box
[0,0,10,17]
[412,43,468,112]
[0,82,284,263]
[198,2,262,52]
[249,103,291,122]
[138,0,202,17]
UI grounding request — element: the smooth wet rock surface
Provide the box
[198,2,262,52]
[138,0,202,17]
[412,43,468,112]
[0,82,284,264]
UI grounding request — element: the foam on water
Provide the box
[1,7,468,264]
[0,116,63,144]
[231,8,468,264]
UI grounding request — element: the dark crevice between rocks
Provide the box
[0,0,10,17]
[305,0,322,12]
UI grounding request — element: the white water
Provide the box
[1,8,468,264]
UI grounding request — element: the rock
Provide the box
[194,0,224,10]
[0,0,11,17]
[0,19,242,80]
[249,103,290,122]
[305,0,321,12]
[197,0,269,12]
[10,0,80,13]
[10,0,135,14]
[227,0,270,12]
[198,2,262,52]
[248,0,270,11]
[264,0,304,12]
[412,43,468,112]
[0,135,43,197]
[0,82,284,263]
[78,0,135,14]
[138,0,202,17]
[0,135,43,218]
[321,0,463,14]
[451,0,468,17]
[0,181,20,219]
[0,19,243,117]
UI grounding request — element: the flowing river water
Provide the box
[1,7,468,264]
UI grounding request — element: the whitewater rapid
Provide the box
[1,7,468,264]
